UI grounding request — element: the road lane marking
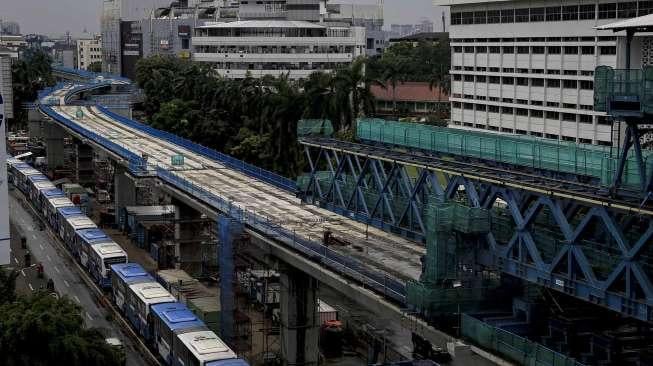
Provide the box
[85,312,93,321]
[46,255,52,262]
[39,243,44,250]
[63,280,70,287]
[20,270,25,277]
[13,257,18,264]
[73,295,80,304]
[28,283,33,291]
[54,266,61,274]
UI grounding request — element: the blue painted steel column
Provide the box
[218,215,243,346]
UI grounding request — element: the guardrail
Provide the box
[40,105,146,172]
[96,106,297,193]
[157,167,406,304]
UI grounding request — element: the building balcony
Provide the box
[192,36,361,47]
[193,52,354,63]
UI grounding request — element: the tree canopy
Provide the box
[134,56,381,178]
[0,269,125,366]
[10,48,55,128]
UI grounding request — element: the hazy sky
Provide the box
[0,0,447,37]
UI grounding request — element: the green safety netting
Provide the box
[594,66,653,114]
[461,314,586,366]
[297,119,334,137]
[357,119,653,188]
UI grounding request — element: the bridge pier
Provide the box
[73,141,94,186]
[280,265,320,366]
[114,166,137,225]
[43,120,66,175]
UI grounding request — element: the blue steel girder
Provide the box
[299,143,653,321]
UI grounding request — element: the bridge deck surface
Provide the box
[51,105,424,283]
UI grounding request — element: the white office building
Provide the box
[77,37,102,70]
[438,0,653,146]
[193,20,366,79]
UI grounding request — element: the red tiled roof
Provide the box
[371,81,448,102]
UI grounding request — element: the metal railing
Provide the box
[96,106,298,193]
[40,93,406,305]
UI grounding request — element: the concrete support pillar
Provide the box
[74,141,94,186]
[114,166,137,225]
[218,215,242,347]
[44,120,66,174]
[28,108,43,140]
[280,266,319,366]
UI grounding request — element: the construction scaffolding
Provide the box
[406,200,496,316]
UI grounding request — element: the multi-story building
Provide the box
[0,21,20,36]
[438,0,653,146]
[101,0,176,74]
[77,36,102,70]
[326,3,385,56]
[193,20,366,79]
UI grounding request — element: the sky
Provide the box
[0,0,448,37]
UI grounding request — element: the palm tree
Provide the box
[381,58,406,116]
[334,57,385,131]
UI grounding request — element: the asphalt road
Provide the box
[9,191,148,366]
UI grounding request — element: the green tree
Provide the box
[0,268,19,304]
[0,293,124,366]
[10,49,55,128]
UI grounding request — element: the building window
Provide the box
[489,46,501,53]
[474,11,487,24]
[181,38,190,49]
[562,5,579,21]
[600,46,617,55]
[618,2,637,18]
[453,74,462,81]
[516,46,528,54]
[531,78,544,87]
[530,7,545,21]
[464,75,474,82]
[451,12,462,25]
[464,103,474,110]
[597,116,611,125]
[546,6,561,21]
[476,75,487,82]
[581,46,595,55]
[548,46,561,54]
[562,113,576,121]
[502,107,513,114]
[502,77,514,85]
[462,12,474,24]
[640,1,653,16]
[598,3,617,19]
[579,114,593,123]
[501,9,514,23]
[503,46,514,53]
[516,108,528,116]
[488,10,501,24]
[516,78,528,86]
[546,111,559,119]
[452,102,462,108]
[579,4,596,20]
[489,105,500,113]
[464,46,474,53]
[531,110,544,118]
[580,80,594,90]
[564,46,578,54]
[476,46,487,53]
[532,46,545,54]
[489,76,500,84]
[547,79,560,88]
[515,8,529,22]
[476,104,487,111]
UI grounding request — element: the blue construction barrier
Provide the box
[156,167,406,304]
[97,106,298,193]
